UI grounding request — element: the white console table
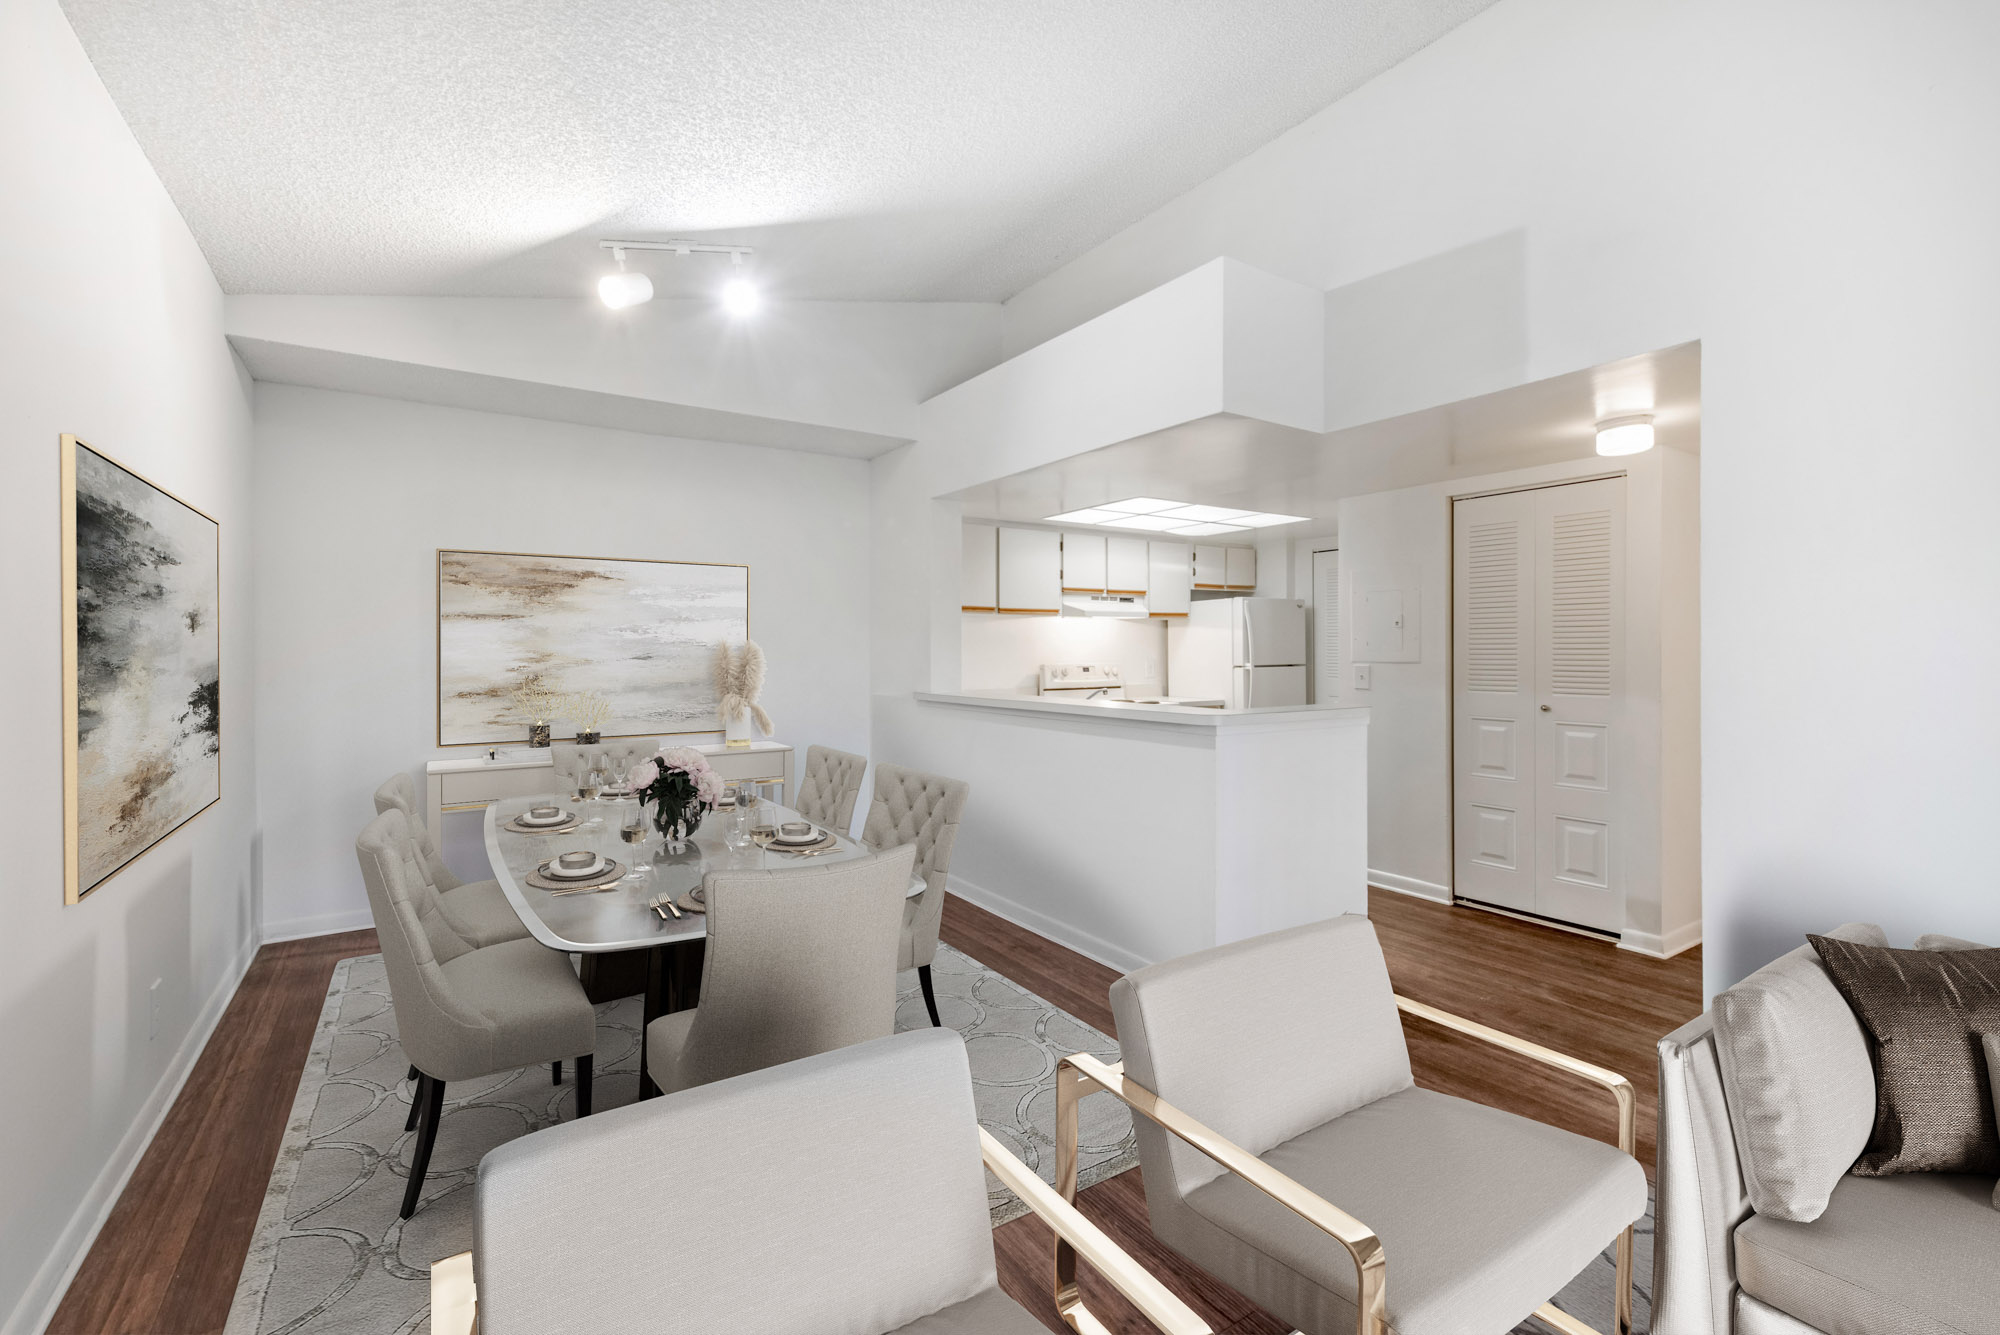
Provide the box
[424,740,795,834]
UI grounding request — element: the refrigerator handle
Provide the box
[1242,603,1255,670]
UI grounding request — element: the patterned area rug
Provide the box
[224,944,1135,1335]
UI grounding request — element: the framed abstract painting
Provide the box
[436,549,749,747]
[62,436,221,903]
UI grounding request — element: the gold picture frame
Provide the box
[62,435,221,904]
[436,548,751,748]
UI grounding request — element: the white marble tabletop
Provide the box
[484,792,917,953]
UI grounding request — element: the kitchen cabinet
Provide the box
[1225,546,1257,590]
[1061,531,1107,591]
[1106,537,1149,594]
[1148,541,1192,617]
[1193,544,1227,589]
[998,526,1062,614]
[961,523,998,611]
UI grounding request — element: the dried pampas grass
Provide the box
[713,641,773,734]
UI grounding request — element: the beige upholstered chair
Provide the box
[436,1029,1210,1335]
[862,763,969,1027]
[356,809,598,1219]
[372,773,528,948]
[1059,915,1646,1335]
[1654,924,2000,1334]
[642,843,918,1095]
[795,743,867,834]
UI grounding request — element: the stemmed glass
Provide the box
[620,803,652,886]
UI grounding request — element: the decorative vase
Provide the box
[575,729,601,746]
[723,708,752,748]
[528,722,551,748]
[650,796,705,846]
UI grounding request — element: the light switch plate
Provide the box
[1355,664,1372,690]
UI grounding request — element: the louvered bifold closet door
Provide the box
[1531,477,1626,931]
[1453,494,1537,912]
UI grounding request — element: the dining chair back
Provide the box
[466,1029,1210,1335]
[642,843,917,1095]
[795,744,866,834]
[373,771,461,890]
[862,763,970,1026]
[372,772,527,948]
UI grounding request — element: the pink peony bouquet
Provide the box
[628,744,723,841]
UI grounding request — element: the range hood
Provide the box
[1062,593,1149,618]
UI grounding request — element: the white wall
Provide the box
[998,0,2000,993]
[0,2,258,1330]
[959,615,1166,696]
[252,385,874,937]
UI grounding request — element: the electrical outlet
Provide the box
[1354,664,1372,690]
[149,978,162,1041]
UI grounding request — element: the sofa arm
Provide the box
[1652,1012,1753,1335]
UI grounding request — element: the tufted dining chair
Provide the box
[643,844,917,1095]
[372,773,528,949]
[794,744,867,835]
[355,809,598,1219]
[440,1028,1210,1335]
[862,763,970,1028]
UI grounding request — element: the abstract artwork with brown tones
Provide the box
[437,549,748,746]
[63,436,220,903]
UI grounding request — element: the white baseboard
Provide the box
[946,873,1153,976]
[259,907,374,943]
[10,930,261,1335]
[1620,919,1703,959]
[1368,870,1453,904]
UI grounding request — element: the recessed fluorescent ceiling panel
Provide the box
[1046,498,1310,529]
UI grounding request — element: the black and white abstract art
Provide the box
[437,549,748,746]
[63,437,220,903]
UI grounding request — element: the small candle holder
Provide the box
[528,722,551,748]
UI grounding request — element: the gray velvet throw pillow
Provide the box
[1808,935,2000,1176]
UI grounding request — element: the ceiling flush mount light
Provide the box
[1045,507,1122,524]
[1098,497,1182,514]
[1595,413,1656,457]
[596,247,654,310]
[596,239,759,314]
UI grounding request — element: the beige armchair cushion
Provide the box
[1710,921,1886,1222]
[1732,1172,2000,1335]
[862,764,969,972]
[797,744,866,834]
[1179,1087,1643,1335]
[1111,914,1412,1198]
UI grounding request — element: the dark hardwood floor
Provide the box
[51,891,1698,1334]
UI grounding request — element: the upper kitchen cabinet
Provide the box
[1225,546,1257,590]
[1193,544,1227,589]
[998,527,1062,614]
[1149,541,1193,617]
[1061,532,1107,592]
[962,523,998,612]
[1106,537,1149,595]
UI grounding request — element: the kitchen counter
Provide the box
[914,689,1367,729]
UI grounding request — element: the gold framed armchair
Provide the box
[1059,914,1644,1335]
[432,1028,1210,1335]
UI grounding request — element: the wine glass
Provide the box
[620,803,648,849]
[580,761,607,803]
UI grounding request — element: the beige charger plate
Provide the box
[524,858,627,891]
[505,813,582,835]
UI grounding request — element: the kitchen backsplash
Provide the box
[960,613,1166,696]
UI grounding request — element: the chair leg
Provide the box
[401,1074,446,1220]
[918,964,942,1028]
[406,1064,418,1082]
[551,1059,562,1086]
[575,1054,593,1117]
[404,1077,422,1132]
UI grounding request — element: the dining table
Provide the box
[484,791,922,1098]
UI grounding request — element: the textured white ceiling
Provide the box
[60,0,1494,300]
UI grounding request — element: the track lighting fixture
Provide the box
[595,239,761,315]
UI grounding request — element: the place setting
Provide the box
[756,819,839,856]
[525,848,627,893]
[502,803,585,835]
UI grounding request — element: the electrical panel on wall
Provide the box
[1352,566,1421,663]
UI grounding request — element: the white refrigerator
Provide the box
[1166,597,1309,709]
